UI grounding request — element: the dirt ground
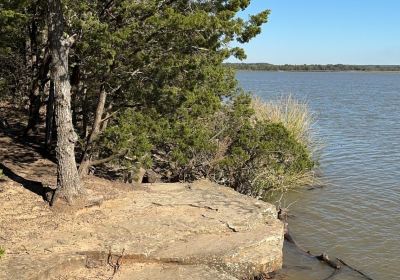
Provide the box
[0,130,135,279]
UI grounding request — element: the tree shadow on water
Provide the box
[0,163,53,202]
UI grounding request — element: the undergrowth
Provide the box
[99,94,319,198]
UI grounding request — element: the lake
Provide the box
[236,71,400,280]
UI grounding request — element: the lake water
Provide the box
[236,71,400,280]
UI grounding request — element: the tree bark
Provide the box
[48,0,83,205]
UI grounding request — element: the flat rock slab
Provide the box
[0,136,283,279]
[0,180,283,280]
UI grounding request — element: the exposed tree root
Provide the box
[322,269,339,280]
[278,207,375,280]
[337,258,374,280]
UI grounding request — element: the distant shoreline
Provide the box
[225,63,400,72]
[235,69,400,73]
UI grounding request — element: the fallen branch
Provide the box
[90,149,129,166]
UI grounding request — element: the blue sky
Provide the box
[228,0,400,64]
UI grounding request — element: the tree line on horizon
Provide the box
[226,63,400,72]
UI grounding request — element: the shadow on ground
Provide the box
[0,163,53,202]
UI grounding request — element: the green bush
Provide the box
[0,247,5,259]
[207,94,315,198]
[99,91,316,198]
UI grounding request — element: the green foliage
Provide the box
[0,0,28,100]
[0,0,317,196]
[99,110,157,169]
[79,0,269,176]
[120,92,316,195]
[62,0,313,194]
[0,0,47,102]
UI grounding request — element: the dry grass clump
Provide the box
[252,95,318,152]
[250,95,321,194]
[252,168,320,199]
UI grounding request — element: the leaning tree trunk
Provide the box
[78,86,107,177]
[48,0,83,205]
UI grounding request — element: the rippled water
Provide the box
[236,71,400,280]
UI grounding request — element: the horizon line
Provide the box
[225,62,400,66]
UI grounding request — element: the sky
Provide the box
[228,0,400,65]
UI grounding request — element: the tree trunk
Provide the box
[78,86,107,177]
[70,64,80,127]
[100,103,113,131]
[45,80,55,151]
[26,29,51,136]
[81,85,89,138]
[48,0,83,205]
[26,84,41,136]
[25,17,40,136]
[88,85,107,145]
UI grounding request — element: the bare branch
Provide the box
[90,149,128,166]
